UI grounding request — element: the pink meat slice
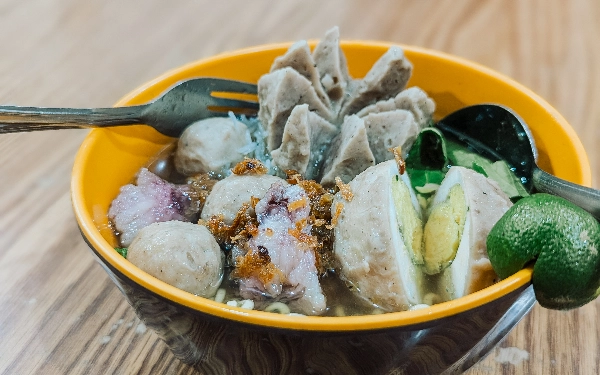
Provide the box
[235,182,327,315]
[108,168,200,247]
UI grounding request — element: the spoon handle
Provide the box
[533,167,600,220]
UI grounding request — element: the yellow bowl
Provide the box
[71,42,590,374]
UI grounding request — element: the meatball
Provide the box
[127,221,224,297]
[201,174,287,224]
[427,167,512,300]
[174,117,251,176]
[332,160,424,311]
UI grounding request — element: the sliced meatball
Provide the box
[354,96,396,116]
[356,86,435,129]
[174,117,251,176]
[339,46,413,119]
[258,67,334,151]
[271,104,338,180]
[201,174,286,224]
[313,26,352,102]
[363,109,420,163]
[128,221,224,297]
[270,40,331,107]
[319,115,375,186]
[389,86,436,128]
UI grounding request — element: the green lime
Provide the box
[487,193,600,310]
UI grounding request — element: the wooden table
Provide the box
[0,1,598,374]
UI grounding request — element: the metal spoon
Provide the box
[435,104,600,219]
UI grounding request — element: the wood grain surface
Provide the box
[0,0,599,374]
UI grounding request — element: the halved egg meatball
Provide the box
[332,160,425,311]
[424,166,513,300]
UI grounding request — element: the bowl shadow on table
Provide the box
[85,235,534,375]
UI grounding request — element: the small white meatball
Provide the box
[201,174,287,224]
[127,221,224,297]
[174,117,251,175]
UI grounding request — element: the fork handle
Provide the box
[0,105,146,133]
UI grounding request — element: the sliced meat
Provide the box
[339,46,413,119]
[258,67,333,151]
[363,109,420,163]
[319,115,375,186]
[233,182,327,315]
[271,104,338,180]
[108,168,200,247]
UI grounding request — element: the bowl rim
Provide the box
[71,41,588,331]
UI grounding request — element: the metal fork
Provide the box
[0,78,259,137]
